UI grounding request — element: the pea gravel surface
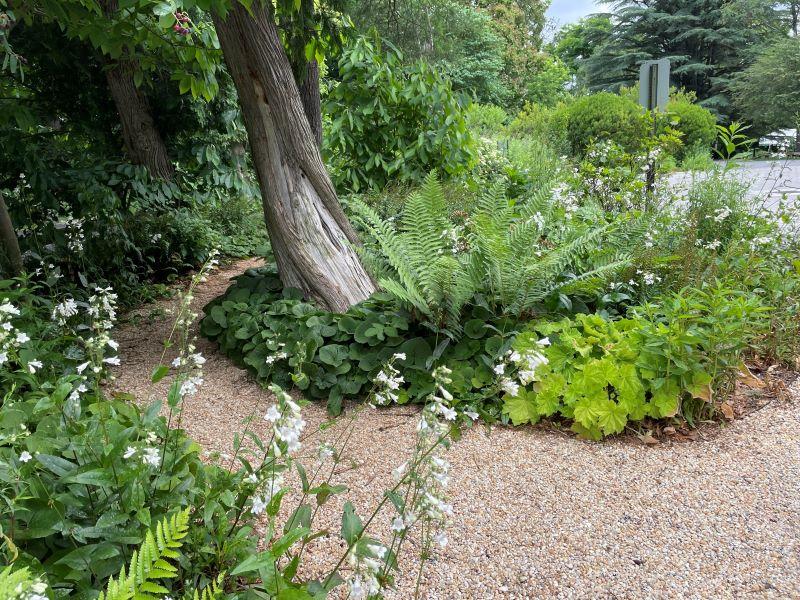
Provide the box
[112,258,800,600]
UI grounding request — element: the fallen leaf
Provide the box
[720,402,735,420]
[738,363,764,389]
[638,432,659,445]
[663,426,676,435]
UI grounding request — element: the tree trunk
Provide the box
[101,0,173,180]
[0,191,23,277]
[212,2,376,312]
[298,60,323,148]
[104,60,174,180]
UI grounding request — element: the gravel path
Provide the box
[112,259,800,599]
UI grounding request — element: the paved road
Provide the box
[668,159,800,211]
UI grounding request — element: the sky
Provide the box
[546,1,611,28]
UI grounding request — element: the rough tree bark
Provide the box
[0,191,23,277]
[102,0,174,180]
[297,59,323,147]
[212,2,376,312]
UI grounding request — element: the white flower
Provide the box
[349,576,367,600]
[179,375,203,396]
[392,352,406,360]
[0,300,20,315]
[537,337,551,347]
[391,516,407,532]
[19,450,32,463]
[464,410,479,420]
[493,363,505,375]
[251,495,267,514]
[367,543,387,560]
[77,361,90,373]
[31,582,48,594]
[433,531,448,548]
[141,447,161,467]
[392,462,407,482]
[171,357,182,367]
[245,472,258,484]
[27,360,43,373]
[107,339,119,350]
[264,405,281,422]
[190,352,206,365]
[103,356,121,366]
[500,378,520,396]
[0,352,7,365]
[15,332,30,344]
[123,446,136,459]
[438,405,457,421]
[52,298,79,322]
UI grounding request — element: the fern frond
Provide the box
[187,574,225,600]
[99,509,190,600]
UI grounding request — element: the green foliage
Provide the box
[324,34,475,191]
[0,282,256,595]
[345,0,512,105]
[0,565,44,599]
[99,510,190,600]
[551,14,613,81]
[1,158,266,303]
[507,101,570,154]
[565,92,648,155]
[504,283,766,437]
[583,0,764,118]
[730,36,800,136]
[524,53,571,107]
[714,122,756,160]
[350,174,473,331]
[666,95,717,159]
[350,173,644,328]
[199,264,512,416]
[466,103,509,137]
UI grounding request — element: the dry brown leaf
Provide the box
[639,432,659,445]
[693,383,713,402]
[663,426,676,435]
[738,363,765,389]
[720,402,735,420]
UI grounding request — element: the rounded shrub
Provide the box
[565,92,648,156]
[666,98,717,159]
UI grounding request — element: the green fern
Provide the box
[99,509,190,600]
[350,173,475,333]
[0,565,39,599]
[351,173,645,331]
[186,575,225,600]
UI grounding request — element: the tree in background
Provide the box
[731,36,800,147]
[345,0,549,107]
[551,14,612,86]
[583,0,761,119]
[722,0,799,37]
[525,52,570,106]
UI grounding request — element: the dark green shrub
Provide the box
[324,34,476,192]
[565,92,648,155]
[200,265,514,417]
